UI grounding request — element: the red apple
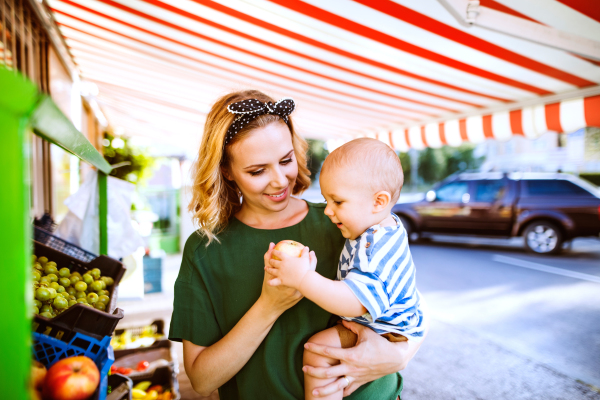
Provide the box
[31,360,47,391]
[42,356,100,400]
[272,240,305,260]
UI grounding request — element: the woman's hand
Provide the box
[303,320,426,397]
[265,246,317,290]
[259,243,304,316]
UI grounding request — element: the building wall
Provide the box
[480,128,600,173]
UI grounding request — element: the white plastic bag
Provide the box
[56,170,145,260]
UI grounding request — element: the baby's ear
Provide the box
[373,190,391,212]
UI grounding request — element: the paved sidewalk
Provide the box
[401,319,600,400]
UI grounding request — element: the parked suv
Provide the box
[393,172,600,254]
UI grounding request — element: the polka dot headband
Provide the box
[225,98,296,145]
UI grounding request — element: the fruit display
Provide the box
[272,240,305,259]
[112,325,164,350]
[31,360,47,397]
[32,254,114,318]
[35,356,100,400]
[111,358,170,377]
[110,360,149,375]
[130,381,174,400]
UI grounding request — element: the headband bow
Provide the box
[225,98,295,145]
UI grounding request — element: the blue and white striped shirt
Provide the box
[337,214,424,340]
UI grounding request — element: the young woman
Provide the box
[169,90,428,399]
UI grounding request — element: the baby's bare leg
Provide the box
[303,327,344,400]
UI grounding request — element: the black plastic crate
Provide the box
[32,241,126,342]
[34,226,97,263]
[130,365,181,400]
[113,339,177,381]
[33,213,58,233]
[143,256,162,294]
[114,339,173,362]
[107,373,133,400]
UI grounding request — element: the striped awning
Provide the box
[45,0,600,150]
[385,94,600,152]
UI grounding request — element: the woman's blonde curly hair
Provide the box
[189,90,311,244]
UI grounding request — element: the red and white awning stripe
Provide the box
[44,0,600,150]
[382,94,600,152]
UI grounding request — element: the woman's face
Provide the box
[225,122,298,214]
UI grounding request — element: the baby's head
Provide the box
[320,138,404,239]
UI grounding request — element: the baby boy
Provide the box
[266,137,424,400]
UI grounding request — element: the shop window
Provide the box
[51,146,82,223]
[0,26,13,69]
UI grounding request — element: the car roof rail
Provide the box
[444,169,480,181]
[445,169,497,183]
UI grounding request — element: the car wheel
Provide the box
[397,215,417,242]
[523,221,563,255]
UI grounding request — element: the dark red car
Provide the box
[393,172,600,254]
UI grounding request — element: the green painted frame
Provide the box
[0,67,112,399]
[0,67,38,400]
[30,95,112,175]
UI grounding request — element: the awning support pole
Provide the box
[99,171,108,256]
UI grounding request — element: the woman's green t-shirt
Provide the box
[169,202,403,400]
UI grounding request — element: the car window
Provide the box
[525,180,591,196]
[475,180,506,202]
[436,182,469,202]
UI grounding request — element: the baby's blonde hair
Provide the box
[321,138,404,203]
[189,90,311,244]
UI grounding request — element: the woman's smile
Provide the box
[264,187,289,202]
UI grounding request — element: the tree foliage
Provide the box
[399,151,411,186]
[417,144,483,184]
[306,139,329,184]
[102,132,154,184]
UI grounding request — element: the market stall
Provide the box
[1,65,120,399]
[2,64,179,399]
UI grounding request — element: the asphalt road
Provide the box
[401,236,600,400]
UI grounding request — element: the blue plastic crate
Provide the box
[33,332,114,400]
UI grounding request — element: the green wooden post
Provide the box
[99,171,108,255]
[0,68,38,400]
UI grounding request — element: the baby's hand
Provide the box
[265,247,317,290]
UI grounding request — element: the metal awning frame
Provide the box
[438,0,600,61]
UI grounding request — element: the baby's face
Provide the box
[320,167,378,240]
